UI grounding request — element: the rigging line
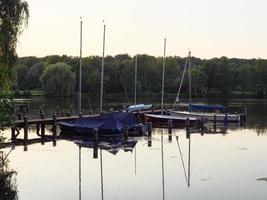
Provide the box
[172,55,189,109]
[114,146,134,200]
[118,66,131,104]
[175,136,188,185]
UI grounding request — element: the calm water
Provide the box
[1,97,267,200]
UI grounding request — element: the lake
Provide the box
[1,97,267,200]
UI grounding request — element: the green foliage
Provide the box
[0,92,15,128]
[0,170,18,200]
[40,62,75,96]
[12,55,267,99]
[26,61,45,89]
[0,0,29,91]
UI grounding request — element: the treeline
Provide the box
[12,54,267,99]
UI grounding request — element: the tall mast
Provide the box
[100,23,106,113]
[78,17,83,114]
[134,55,137,105]
[188,51,192,103]
[161,38,166,115]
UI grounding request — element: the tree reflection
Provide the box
[0,155,18,200]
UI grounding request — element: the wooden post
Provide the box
[93,128,98,159]
[67,112,71,117]
[213,114,217,131]
[79,112,82,118]
[186,118,190,139]
[148,122,152,137]
[11,127,16,140]
[41,124,45,137]
[124,124,129,140]
[61,110,64,117]
[168,119,172,142]
[36,124,40,136]
[53,113,57,137]
[213,114,217,125]
[18,112,22,120]
[23,116,28,141]
[224,113,228,125]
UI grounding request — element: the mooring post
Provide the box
[36,124,40,136]
[148,122,152,147]
[11,127,16,140]
[67,112,71,117]
[124,124,129,140]
[213,114,217,131]
[53,113,57,137]
[148,122,152,137]
[18,112,22,120]
[93,128,98,159]
[168,119,173,142]
[213,114,217,125]
[200,116,204,136]
[186,118,190,139]
[41,124,45,137]
[61,110,64,117]
[23,116,28,142]
[79,112,82,118]
[224,113,228,125]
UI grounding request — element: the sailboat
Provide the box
[127,55,153,112]
[144,40,203,127]
[169,51,243,123]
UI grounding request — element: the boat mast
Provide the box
[78,17,83,114]
[188,51,192,103]
[134,55,137,105]
[161,38,166,115]
[100,22,106,113]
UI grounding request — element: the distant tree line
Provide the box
[12,54,267,99]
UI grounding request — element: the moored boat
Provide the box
[144,113,204,127]
[59,112,144,136]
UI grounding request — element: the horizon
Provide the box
[17,0,267,60]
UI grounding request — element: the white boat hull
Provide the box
[169,110,241,122]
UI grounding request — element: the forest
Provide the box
[12,54,267,99]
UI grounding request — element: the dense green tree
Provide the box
[26,62,45,89]
[40,62,75,96]
[12,64,28,90]
[0,0,29,91]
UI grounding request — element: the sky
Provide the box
[17,0,267,59]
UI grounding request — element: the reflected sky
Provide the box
[1,125,267,200]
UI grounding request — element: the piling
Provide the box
[124,124,129,140]
[224,113,228,125]
[186,118,190,139]
[200,116,204,136]
[148,122,152,137]
[79,112,82,118]
[93,128,98,159]
[23,116,28,141]
[61,110,64,117]
[168,120,172,142]
[18,112,22,120]
[67,112,71,117]
[11,127,16,140]
[213,114,217,125]
[52,113,57,137]
[41,124,45,137]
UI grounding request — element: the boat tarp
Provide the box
[59,112,139,135]
[189,104,224,111]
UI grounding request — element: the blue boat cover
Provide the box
[189,104,224,111]
[59,112,139,135]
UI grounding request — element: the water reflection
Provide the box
[0,148,18,200]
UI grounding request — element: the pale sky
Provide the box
[17,0,267,59]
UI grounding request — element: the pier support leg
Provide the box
[168,120,172,142]
[148,122,152,147]
[93,128,98,159]
[23,116,28,142]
